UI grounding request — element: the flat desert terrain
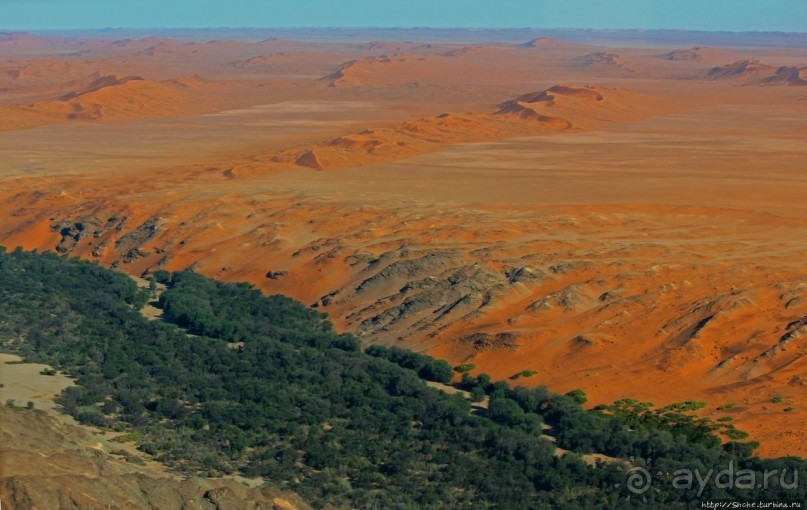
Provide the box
[1,29,805,456]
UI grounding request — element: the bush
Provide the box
[487,396,526,427]
[470,386,486,403]
[152,270,171,285]
[722,426,750,440]
[418,359,453,384]
[565,389,587,405]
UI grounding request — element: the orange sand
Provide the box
[0,32,805,457]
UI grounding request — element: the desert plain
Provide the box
[0,28,806,459]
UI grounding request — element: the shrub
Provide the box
[565,389,587,405]
[723,426,750,440]
[470,386,486,403]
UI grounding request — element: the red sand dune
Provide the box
[0,58,104,91]
[230,53,305,68]
[354,40,433,53]
[136,41,197,57]
[709,60,777,79]
[496,84,605,125]
[520,37,587,50]
[321,55,428,88]
[319,47,558,88]
[227,52,344,76]
[663,46,722,62]
[274,84,659,169]
[707,59,806,85]
[0,73,236,130]
[762,66,807,86]
[575,52,633,73]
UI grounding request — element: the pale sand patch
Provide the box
[0,352,74,413]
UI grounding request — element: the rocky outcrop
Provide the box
[459,332,519,352]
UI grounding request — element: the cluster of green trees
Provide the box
[0,247,803,509]
[365,345,453,383]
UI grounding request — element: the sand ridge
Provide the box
[267,83,666,170]
[709,59,807,85]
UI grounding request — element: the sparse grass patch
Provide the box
[5,399,26,412]
[660,401,707,413]
[112,431,143,444]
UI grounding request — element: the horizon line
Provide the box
[3,26,806,36]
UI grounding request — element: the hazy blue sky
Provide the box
[1,0,805,32]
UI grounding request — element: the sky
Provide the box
[1,0,805,32]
